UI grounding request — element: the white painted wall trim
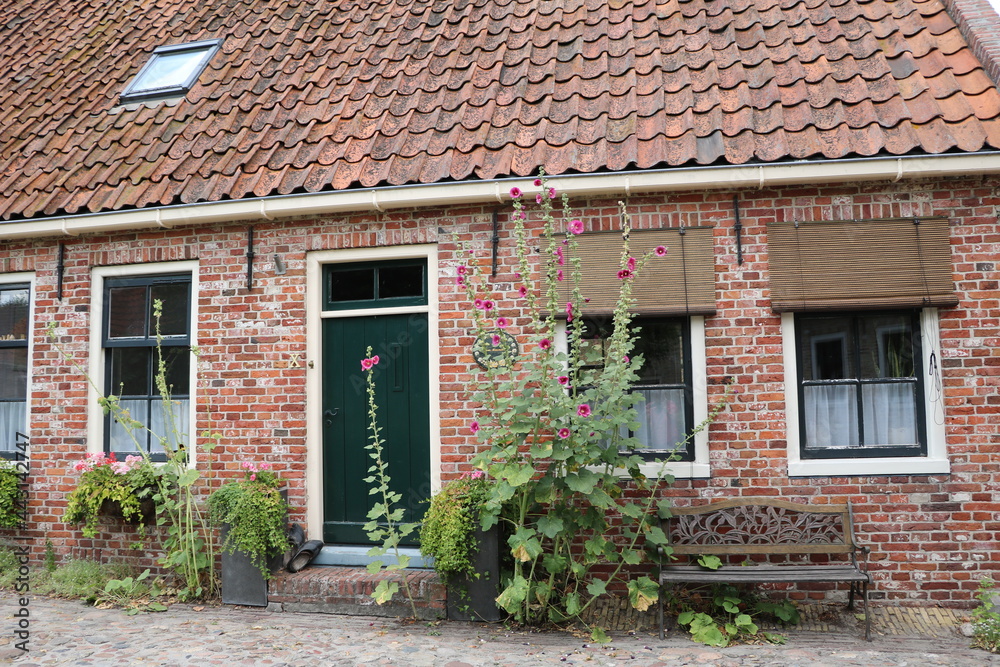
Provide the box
[0,272,34,458]
[304,243,440,542]
[3,153,1000,241]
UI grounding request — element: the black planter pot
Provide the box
[220,487,288,607]
[446,526,502,622]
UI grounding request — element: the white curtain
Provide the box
[633,388,686,451]
[110,399,189,455]
[863,383,916,445]
[0,401,25,451]
[804,385,858,449]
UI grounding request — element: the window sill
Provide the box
[788,457,950,478]
[625,461,711,480]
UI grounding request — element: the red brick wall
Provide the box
[1,174,998,607]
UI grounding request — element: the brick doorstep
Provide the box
[267,565,446,620]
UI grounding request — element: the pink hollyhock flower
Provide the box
[474,298,484,309]
[458,265,468,275]
[484,300,495,311]
[557,376,569,385]
[456,276,465,285]
[617,269,632,280]
[518,285,527,297]
[565,302,574,322]
[533,178,542,187]
[519,211,526,220]
[558,428,571,439]
[627,256,636,272]
[536,193,543,204]
[548,187,556,199]
[556,269,563,281]
[491,334,501,346]
[510,187,521,198]
[568,219,584,234]
[577,404,592,417]
[655,245,667,256]
[470,421,480,434]
[623,355,630,363]
[372,355,380,365]
[361,358,373,370]
[497,317,508,328]
[555,247,564,265]
[539,338,551,350]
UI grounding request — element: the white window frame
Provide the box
[783,309,949,476]
[88,261,199,464]
[0,272,33,459]
[555,316,709,479]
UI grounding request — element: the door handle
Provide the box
[324,408,339,426]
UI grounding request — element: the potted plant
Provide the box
[207,459,288,606]
[0,460,23,529]
[420,470,502,621]
[64,453,158,538]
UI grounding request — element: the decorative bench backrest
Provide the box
[664,498,858,556]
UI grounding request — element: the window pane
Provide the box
[799,316,855,380]
[109,399,149,453]
[150,398,189,453]
[108,286,147,338]
[378,265,424,299]
[150,283,189,337]
[860,314,914,378]
[632,320,684,384]
[633,388,686,451]
[330,268,375,302]
[862,383,917,445]
[0,288,29,341]
[0,402,25,450]
[110,348,149,396]
[803,384,858,449]
[161,347,190,395]
[134,50,206,92]
[0,348,27,400]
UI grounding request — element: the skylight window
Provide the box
[121,39,222,103]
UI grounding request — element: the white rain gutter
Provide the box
[2,152,1000,241]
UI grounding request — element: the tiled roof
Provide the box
[1,0,999,221]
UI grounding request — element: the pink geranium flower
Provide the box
[577,404,592,417]
[568,219,584,234]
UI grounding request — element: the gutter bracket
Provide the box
[759,166,765,189]
[371,191,383,213]
[60,219,78,237]
[260,200,274,220]
[895,159,904,182]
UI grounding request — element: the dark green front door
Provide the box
[321,261,431,545]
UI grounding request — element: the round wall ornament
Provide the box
[472,330,519,370]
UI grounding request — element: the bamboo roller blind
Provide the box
[556,227,716,316]
[767,217,958,312]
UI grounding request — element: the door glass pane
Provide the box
[150,283,189,337]
[110,348,149,395]
[0,348,27,400]
[378,264,424,299]
[0,288,29,341]
[329,268,375,302]
[108,286,147,338]
[803,384,858,448]
[862,382,917,445]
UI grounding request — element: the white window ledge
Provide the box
[788,457,950,478]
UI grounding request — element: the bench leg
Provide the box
[862,580,871,642]
[658,586,664,640]
[847,580,856,610]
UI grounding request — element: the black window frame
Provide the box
[102,274,192,460]
[795,310,926,459]
[0,283,29,460]
[578,316,695,462]
[120,39,222,104]
[323,259,428,311]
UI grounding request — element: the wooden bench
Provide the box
[657,498,871,641]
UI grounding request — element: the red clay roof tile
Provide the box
[0,0,998,221]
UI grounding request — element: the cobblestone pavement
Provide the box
[2,596,998,666]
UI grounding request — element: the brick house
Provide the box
[1,0,999,608]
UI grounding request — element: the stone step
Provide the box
[267,565,446,620]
